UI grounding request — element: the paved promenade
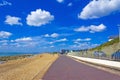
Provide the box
[68,55,120,69]
[43,56,120,80]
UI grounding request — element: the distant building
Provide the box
[60,49,88,54]
[60,49,69,54]
[70,50,81,52]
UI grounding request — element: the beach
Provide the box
[0,53,58,80]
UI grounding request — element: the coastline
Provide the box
[0,54,34,62]
[0,52,41,57]
[0,54,59,80]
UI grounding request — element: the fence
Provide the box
[67,50,120,61]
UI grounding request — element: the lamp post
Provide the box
[117,25,120,48]
[118,26,120,42]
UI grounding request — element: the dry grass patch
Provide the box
[0,53,59,80]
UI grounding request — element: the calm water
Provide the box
[0,52,41,56]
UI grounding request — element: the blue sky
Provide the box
[0,0,119,53]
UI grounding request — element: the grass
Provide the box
[0,54,32,61]
[90,37,119,51]
[0,53,59,80]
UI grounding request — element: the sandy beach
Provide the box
[0,53,58,80]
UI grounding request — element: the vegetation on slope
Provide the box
[0,54,33,61]
[90,37,119,51]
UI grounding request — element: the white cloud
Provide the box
[56,0,64,3]
[5,15,22,26]
[48,38,68,44]
[89,24,106,33]
[10,37,37,47]
[26,9,54,27]
[0,0,12,7]
[56,38,67,42]
[44,33,59,38]
[15,37,32,42]
[1,42,8,46]
[0,36,63,51]
[70,42,99,49]
[68,2,72,7]
[0,40,8,47]
[10,37,46,47]
[74,24,106,33]
[78,0,120,19]
[51,33,59,38]
[44,34,50,37]
[0,40,8,43]
[49,42,54,44]
[74,38,91,43]
[0,31,12,38]
[74,26,89,32]
[50,46,54,48]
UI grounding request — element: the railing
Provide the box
[67,52,120,61]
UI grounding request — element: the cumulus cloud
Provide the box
[48,38,68,44]
[14,37,32,42]
[74,26,89,32]
[51,33,59,38]
[74,38,91,43]
[11,37,46,47]
[74,24,106,33]
[70,42,99,49]
[50,46,54,48]
[0,0,12,7]
[89,24,106,33]
[44,34,49,37]
[56,38,67,42]
[44,33,59,38]
[5,15,23,26]
[68,2,72,7]
[78,0,120,19]
[26,9,54,27]
[56,0,64,3]
[0,31,12,38]
[0,40,8,47]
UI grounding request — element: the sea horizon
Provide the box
[0,52,42,57]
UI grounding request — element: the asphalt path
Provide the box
[43,56,120,80]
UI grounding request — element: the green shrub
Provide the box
[90,37,119,51]
[0,54,32,61]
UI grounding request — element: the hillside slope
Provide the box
[87,38,120,56]
[91,38,119,51]
[68,38,120,57]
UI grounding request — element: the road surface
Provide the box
[43,56,120,80]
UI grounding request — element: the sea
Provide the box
[0,52,41,57]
